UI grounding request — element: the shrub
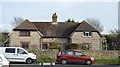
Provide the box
[65,43,79,50]
[36,58,56,63]
[49,42,60,49]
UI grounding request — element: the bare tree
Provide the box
[110,28,120,35]
[86,18,104,32]
[12,17,24,27]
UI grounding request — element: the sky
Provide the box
[0,0,119,34]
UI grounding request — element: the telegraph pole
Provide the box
[118,1,120,64]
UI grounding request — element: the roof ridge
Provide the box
[81,20,99,32]
[13,19,29,30]
[13,19,38,30]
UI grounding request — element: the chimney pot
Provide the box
[52,13,57,22]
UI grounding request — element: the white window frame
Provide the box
[84,32,92,37]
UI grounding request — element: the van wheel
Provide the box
[26,58,33,64]
[85,60,92,65]
[61,59,67,64]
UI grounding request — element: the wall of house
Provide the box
[42,38,69,50]
[9,31,41,49]
[42,38,68,43]
[71,32,101,50]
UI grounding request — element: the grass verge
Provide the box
[95,59,119,64]
[36,58,56,63]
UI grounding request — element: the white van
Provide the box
[0,54,10,67]
[0,47,36,64]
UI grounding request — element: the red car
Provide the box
[56,50,95,65]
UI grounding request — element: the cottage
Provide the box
[8,13,101,50]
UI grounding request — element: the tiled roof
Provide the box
[13,19,37,30]
[32,22,78,37]
[75,20,101,36]
[13,19,100,38]
[75,20,98,32]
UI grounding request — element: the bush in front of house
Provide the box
[49,42,60,50]
[65,43,79,50]
[36,58,56,63]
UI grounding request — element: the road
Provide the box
[10,63,120,67]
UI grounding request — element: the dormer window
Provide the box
[83,32,92,37]
[47,30,51,36]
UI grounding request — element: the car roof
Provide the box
[60,50,80,52]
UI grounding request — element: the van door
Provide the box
[14,48,28,62]
[5,48,16,62]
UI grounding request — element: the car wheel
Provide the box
[85,60,92,65]
[26,58,33,64]
[61,59,67,64]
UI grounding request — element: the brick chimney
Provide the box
[52,13,57,22]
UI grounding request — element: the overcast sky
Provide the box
[0,0,119,34]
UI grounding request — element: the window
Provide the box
[21,42,29,49]
[58,51,66,56]
[20,31,30,36]
[66,51,74,55]
[61,51,66,55]
[81,43,92,50]
[47,30,51,36]
[83,32,92,37]
[17,49,27,54]
[42,44,48,49]
[75,52,84,56]
[5,48,15,53]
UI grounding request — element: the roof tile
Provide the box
[13,20,100,37]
